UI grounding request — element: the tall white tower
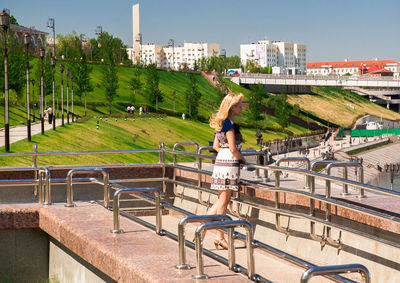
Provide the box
[132,3,141,64]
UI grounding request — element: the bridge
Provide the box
[230,73,400,88]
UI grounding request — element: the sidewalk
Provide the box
[0,119,64,147]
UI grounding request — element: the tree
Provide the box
[69,54,93,102]
[245,60,259,73]
[144,64,162,105]
[185,73,201,117]
[215,75,228,103]
[275,88,291,129]
[0,33,26,104]
[10,15,19,25]
[33,53,53,106]
[128,67,142,104]
[101,47,119,114]
[247,84,266,124]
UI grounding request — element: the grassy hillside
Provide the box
[0,116,289,166]
[287,86,400,128]
[225,79,400,129]
[0,60,222,126]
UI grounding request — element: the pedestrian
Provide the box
[206,92,245,250]
[127,105,131,114]
[182,113,186,120]
[47,107,53,124]
[139,106,143,115]
[131,105,135,114]
[44,110,49,122]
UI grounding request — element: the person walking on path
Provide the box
[47,107,53,124]
[206,92,245,250]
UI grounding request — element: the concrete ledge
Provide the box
[0,203,251,283]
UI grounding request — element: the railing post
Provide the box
[38,171,44,204]
[110,187,161,234]
[358,167,365,198]
[103,175,109,208]
[159,142,166,196]
[65,172,76,207]
[32,144,38,200]
[42,168,51,205]
[255,155,260,179]
[342,167,349,196]
[192,220,255,280]
[263,152,269,182]
[228,227,235,270]
[176,214,232,270]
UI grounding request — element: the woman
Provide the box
[207,92,245,250]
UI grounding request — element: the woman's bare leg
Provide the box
[215,189,232,240]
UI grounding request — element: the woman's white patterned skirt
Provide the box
[211,148,239,191]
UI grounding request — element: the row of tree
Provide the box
[247,84,292,130]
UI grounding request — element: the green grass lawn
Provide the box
[0,116,288,167]
[0,60,222,126]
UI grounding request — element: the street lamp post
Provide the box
[50,56,56,130]
[1,9,10,152]
[59,64,64,126]
[70,72,74,122]
[24,33,32,141]
[31,79,35,122]
[39,48,45,135]
[55,85,59,118]
[66,68,69,124]
[95,26,103,62]
[46,18,56,58]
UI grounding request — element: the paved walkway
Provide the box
[0,119,64,147]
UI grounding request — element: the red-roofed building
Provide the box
[306,59,400,76]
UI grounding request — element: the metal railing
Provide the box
[0,166,50,205]
[175,214,232,270]
[193,219,255,280]
[301,264,370,283]
[110,187,161,234]
[1,143,400,281]
[65,168,110,207]
[326,162,364,199]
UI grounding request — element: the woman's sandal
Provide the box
[214,239,228,250]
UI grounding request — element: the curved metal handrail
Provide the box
[110,187,162,234]
[193,219,255,280]
[326,162,364,198]
[173,142,199,164]
[175,214,232,270]
[301,264,370,283]
[65,168,110,208]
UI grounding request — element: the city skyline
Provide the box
[3,0,400,62]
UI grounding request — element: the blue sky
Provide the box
[3,0,400,62]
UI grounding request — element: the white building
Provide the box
[306,59,400,76]
[240,40,307,74]
[128,42,220,70]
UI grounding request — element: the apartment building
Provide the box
[128,42,219,70]
[240,40,307,74]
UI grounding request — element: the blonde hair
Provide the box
[210,93,243,131]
